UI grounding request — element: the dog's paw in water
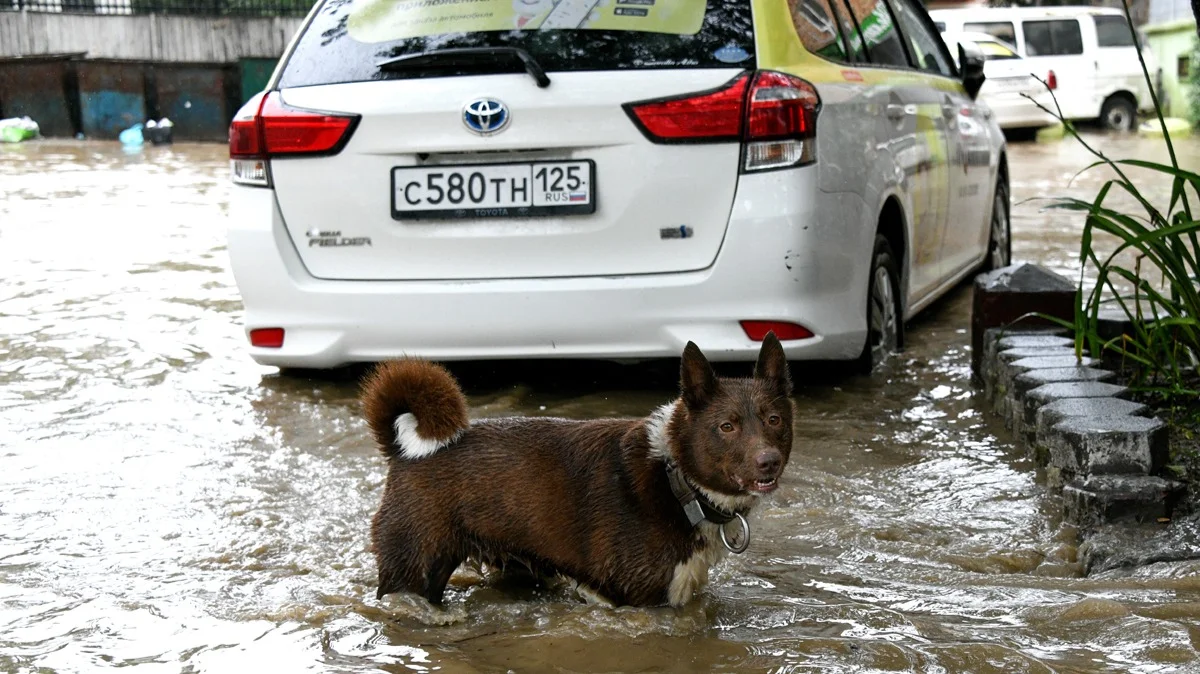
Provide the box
[376,591,470,627]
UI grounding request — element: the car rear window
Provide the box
[964,21,1015,45]
[1094,15,1136,48]
[1022,19,1083,56]
[976,39,1019,60]
[278,0,756,89]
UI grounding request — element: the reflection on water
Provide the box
[1008,131,1196,289]
[2,135,1200,673]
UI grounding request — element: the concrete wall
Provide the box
[1146,18,1196,118]
[1149,0,1192,24]
[0,11,304,62]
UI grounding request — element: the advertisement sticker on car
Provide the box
[348,0,706,43]
[838,1,897,54]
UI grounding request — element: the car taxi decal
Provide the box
[752,0,969,95]
[908,112,949,268]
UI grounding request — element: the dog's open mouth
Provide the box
[751,477,778,493]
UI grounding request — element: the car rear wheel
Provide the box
[1100,95,1136,132]
[983,178,1011,272]
[857,234,901,373]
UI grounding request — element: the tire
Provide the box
[856,234,902,374]
[982,177,1011,273]
[1100,95,1137,132]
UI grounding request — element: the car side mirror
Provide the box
[958,42,986,100]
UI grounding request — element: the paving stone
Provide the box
[972,266,1073,379]
[1026,381,1129,405]
[992,336,1075,403]
[976,263,1076,293]
[1034,397,1149,457]
[982,331,1072,410]
[1045,416,1167,477]
[1008,355,1098,372]
[1064,475,1185,531]
[981,328,1069,388]
[1079,511,1200,574]
[1008,368,1118,436]
[996,334,1073,351]
[998,356,1098,405]
[997,347,1079,362]
[1020,381,1129,438]
[993,347,1079,399]
[1014,367,1115,395]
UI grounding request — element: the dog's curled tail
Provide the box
[361,359,470,460]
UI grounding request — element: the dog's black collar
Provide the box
[664,458,737,527]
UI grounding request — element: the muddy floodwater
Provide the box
[3,133,1200,673]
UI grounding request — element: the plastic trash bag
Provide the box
[119,123,144,146]
[144,117,174,145]
[0,116,40,143]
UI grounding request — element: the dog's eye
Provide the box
[768,415,781,426]
[720,422,735,433]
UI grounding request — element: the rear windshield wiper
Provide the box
[377,47,552,88]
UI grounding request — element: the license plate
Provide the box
[391,160,595,220]
[993,77,1032,92]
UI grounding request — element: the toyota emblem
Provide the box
[462,98,510,136]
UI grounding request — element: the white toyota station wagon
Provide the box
[226,0,1009,371]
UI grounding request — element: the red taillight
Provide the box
[249,328,285,348]
[740,321,815,342]
[229,113,260,158]
[745,71,819,141]
[229,92,358,160]
[624,70,820,171]
[625,74,750,142]
[1047,70,1058,91]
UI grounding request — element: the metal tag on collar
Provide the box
[681,497,706,527]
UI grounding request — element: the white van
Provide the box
[941,31,1058,131]
[929,6,1159,130]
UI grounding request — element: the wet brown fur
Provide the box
[361,359,470,450]
[362,336,795,607]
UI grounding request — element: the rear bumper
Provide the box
[226,168,871,368]
[983,93,1058,130]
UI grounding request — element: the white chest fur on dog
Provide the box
[667,522,729,606]
[646,401,749,606]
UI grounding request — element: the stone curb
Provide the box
[988,351,1095,416]
[1064,475,1185,532]
[1019,381,1129,441]
[1034,397,1148,455]
[971,264,1192,574]
[976,325,1181,535]
[981,327,1073,419]
[1010,367,1116,437]
[1045,416,1167,477]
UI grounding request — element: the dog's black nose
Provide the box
[755,449,782,475]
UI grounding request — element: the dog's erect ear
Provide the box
[680,341,718,409]
[754,332,792,395]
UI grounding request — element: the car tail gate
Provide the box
[244,0,772,282]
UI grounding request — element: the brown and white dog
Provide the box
[360,334,794,608]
